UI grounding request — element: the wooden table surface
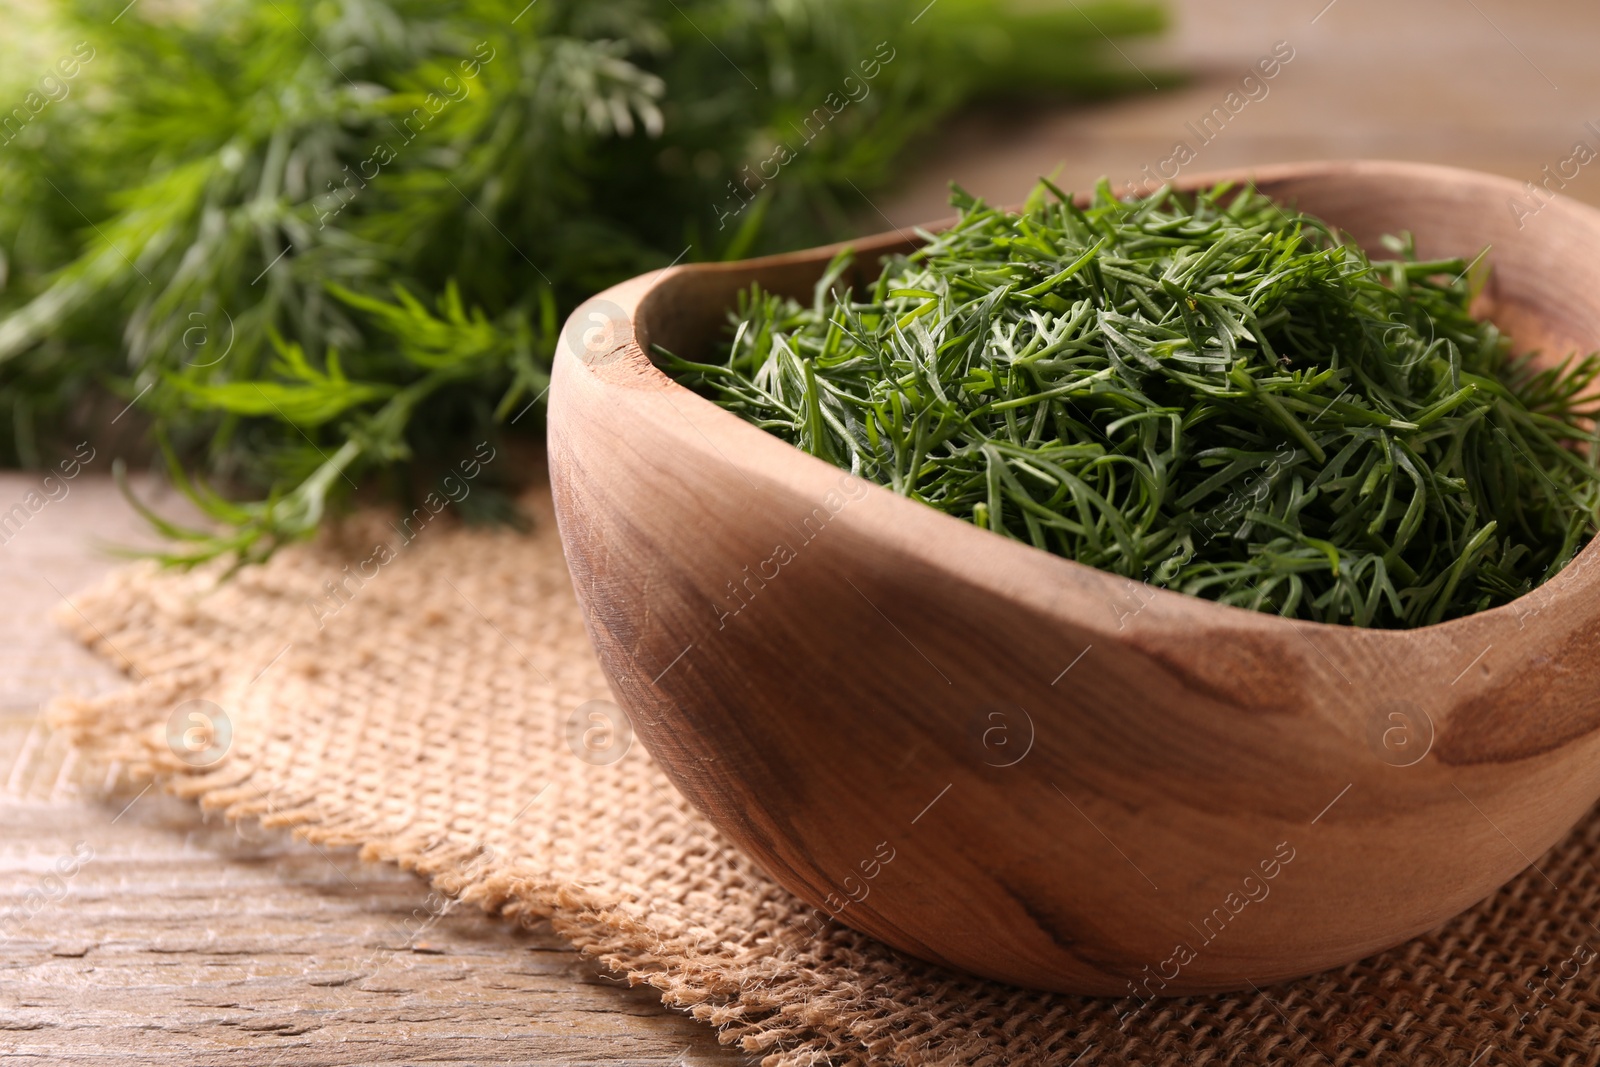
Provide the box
[6,0,1600,1062]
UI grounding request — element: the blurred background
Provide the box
[887,0,1599,221]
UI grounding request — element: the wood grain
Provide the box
[548,161,1600,995]
[0,792,741,1066]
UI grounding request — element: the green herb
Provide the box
[667,181,1600,627]
[0,0,1165,566]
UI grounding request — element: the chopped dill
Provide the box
[666,180,1600,628]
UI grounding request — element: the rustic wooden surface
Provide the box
[7,0,1600,1059]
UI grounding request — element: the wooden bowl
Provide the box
[547,161,1600,995]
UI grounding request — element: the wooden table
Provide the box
[6,0,1600,1061]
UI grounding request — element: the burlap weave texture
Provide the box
[48,483,1600,1066]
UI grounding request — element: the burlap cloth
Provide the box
[47,477,1600,1066]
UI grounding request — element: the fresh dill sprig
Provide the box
[668,180,1600,628]
[0,0,1166,566]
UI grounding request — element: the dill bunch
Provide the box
[0,0,1164,566]
[668,181,1600,627]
